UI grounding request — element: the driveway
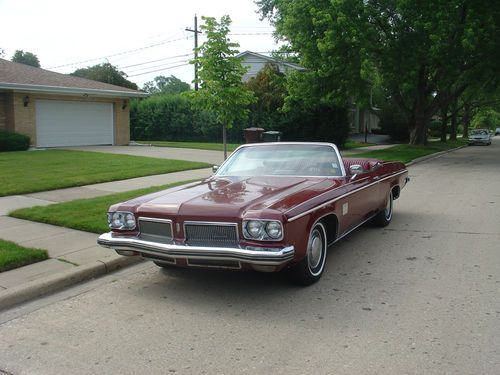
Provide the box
[65,145,225,165]
[1,140,499,375]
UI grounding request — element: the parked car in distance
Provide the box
[495,127,500,136]
[98,142,409,285]
[468,129,492,145]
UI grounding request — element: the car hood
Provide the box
[120,176,344,220]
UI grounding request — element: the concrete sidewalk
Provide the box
[0,167,212,310]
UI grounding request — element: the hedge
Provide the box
[130,94,350,146]
[0,131,30,152]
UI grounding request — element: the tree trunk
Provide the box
[462,103,470,138]
[440,103,448,142]
[409,107,429,145]
[222,123,228,160]
[408,67,430,145]
[450,99,457,141]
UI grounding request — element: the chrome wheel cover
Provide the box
[384,192,393,220]
[307,224,326,276]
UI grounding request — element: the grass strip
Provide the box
[350,139,467,163]
[10,180,197,234]
[0,239,48,273]
[341,140,376,150]
[0,150,209,196]
[142,141,241,152]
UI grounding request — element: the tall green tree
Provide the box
[71,63,138,90]
[258,0,499,144]
[11,50,40,67]
[143,75,190,95]
[190,15,255,159]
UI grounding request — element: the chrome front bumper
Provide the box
[97,232,295,266]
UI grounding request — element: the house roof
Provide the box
[237,51,305,71]
[0,58,147,98]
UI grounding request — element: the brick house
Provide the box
[0,58,147,147]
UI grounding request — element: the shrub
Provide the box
[130,94,245,143]
[0,131,30,151]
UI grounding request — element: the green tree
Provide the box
[143,75,190,95]
[258,0,499,145]
[71,63,138,90]
[11,50,40,67]
[190,15,255,159]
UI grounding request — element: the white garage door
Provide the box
[36,100,114,147]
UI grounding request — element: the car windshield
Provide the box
[216,144,343,177]
[471,130,487,135]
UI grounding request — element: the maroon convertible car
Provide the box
[98,142,409,285]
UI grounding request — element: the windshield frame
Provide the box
[214,142,346,178]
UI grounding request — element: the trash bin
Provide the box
[262,131,282,142]
[243,127,265,144]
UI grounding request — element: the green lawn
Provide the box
[350,139,467,163]
[342,140,376,150]
[0,239,48,273]
[143,141,242,152]
[0,150,209,196]
[10,180,197,234]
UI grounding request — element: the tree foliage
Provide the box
[71,63,138,90]
[190,15,256,158]
[11,50,40,67]
[258,0,500,144]
[143,75,190,95]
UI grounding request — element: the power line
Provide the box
[127,63,190,77]
[48,35,193,69]
[124,59,190,74]
[118,53,192,69]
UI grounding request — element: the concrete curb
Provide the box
[0,255,142,311]
[406,145,468,167]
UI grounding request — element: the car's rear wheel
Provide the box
[289,222,328,286]
[373,190,393,227]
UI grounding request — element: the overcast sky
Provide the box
[0,0,280,88]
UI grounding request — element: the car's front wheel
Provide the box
[289,222,328,286]
[373,190,393,227]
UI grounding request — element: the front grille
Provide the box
[184,222,238,247]
[138,218,173,244]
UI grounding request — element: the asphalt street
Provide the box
[0,139,499,375]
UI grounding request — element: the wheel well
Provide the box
[319,214,338,245]
[392,185,401,200]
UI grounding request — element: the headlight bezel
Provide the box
[107,211,137,230]
[243,219,283,241]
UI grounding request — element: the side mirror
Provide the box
[212,165,219,173]
[349,164,363,181]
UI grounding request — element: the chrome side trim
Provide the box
[287,170,407,222]
[333,213,377,244]
[97,232,294,266]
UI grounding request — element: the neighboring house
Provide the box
[237,51,305,82]
[0,59,147,148]
[238,51,379,134]
[350,106,380,134]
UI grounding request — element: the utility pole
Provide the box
[186,14,202,91]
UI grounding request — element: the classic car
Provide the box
[468,129,492,145]
[98,142,409,285]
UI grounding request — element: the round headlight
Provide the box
[125,213,136,228]
[265,221,282,239]
[112,212,123,228]
[246,220,263,238]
